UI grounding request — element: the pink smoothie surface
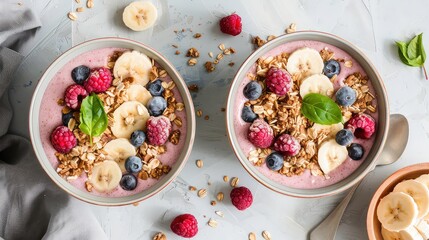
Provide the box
[233,40,378,189]
[39,47,187,197]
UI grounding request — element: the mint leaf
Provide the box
[396,33,427,79]
[79,93,108,144]
[300,93,342,125]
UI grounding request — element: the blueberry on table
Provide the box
[120,174,137,190]
[323,60,341,78]
[243,81,262,100]
[125,156,143,173]
[71,65,90,85]
[241,106,257,123]
[62,111,74,126]
[147,96,167,116]
[130,130,146,147]
[335,129,354,146]
[265,152,284,171]
[147,79,164,96]
[347,143,364,160]
[335,86,356,106]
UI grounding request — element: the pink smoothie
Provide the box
[233,40,378,189]
[39,48,187,197]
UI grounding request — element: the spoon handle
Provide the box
[309,181,361,240]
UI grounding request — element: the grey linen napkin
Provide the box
[0,4,107,240]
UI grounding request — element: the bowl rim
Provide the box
[28,37,196,206]
[225,30,389,198]
[367,162,429,239]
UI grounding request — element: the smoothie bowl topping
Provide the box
[49,49,186,196]
[238,42,378,188]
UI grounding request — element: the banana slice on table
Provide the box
[127,84,152,105]
[381,226,424,240]
[103,138,136,172]
[286,47,324,78]
[89,161,122,193]
[317,139,348,174]
[113,50,152,86]
[377,192,418,232]
[309,123,343,139]
[393,180,429,219]
[111,101,150,138]
[416,220,429,239]
[299,74,334,98]
[123,1,158,31]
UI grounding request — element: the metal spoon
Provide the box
[309,114,409,240]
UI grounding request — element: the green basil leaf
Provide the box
[407,35,419,59]
[301,93,342,125]
[418,33,426,63]
[79,93,108,144]
[396,41,423,66]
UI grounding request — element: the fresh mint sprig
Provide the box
[79,93,108,145]
[396,33,427,80]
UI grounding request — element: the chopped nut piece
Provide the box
[196,110,203,117]
[153,232,167,240]
[169,130,180,145]
[344,60,353,68]
[189,186,197,191]
[186,48,200,58]
[262,230,272,240]
[208,52,214,58]
[204,61,215,72]
[197,188,207,198]
[204,115,209,120]
[230,177,239,187]
[188,58,197,66]
[253,36,266,48]
[132,202,139,206]
[68,12,77,21]
[216,53,223,60]
[208,218,218,228]
[228,62,235,67]
[286,23,297,33]
[76,7,84,12]
[196,159,203,168]
[172,44,178,48]
[210,200,217,206]
[267,35,276,41]
[249,232,256,240]
[216,192,224,201]
[215,210,224,217]
[86,0,93,8]
[75,0,80,3]
[223,175,229,182]
[193,33,202,38]
[188,84,199,92]
[175,50,180,55]
[218,44,225,51]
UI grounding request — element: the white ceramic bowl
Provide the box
[29,38,195,206]
[226,31,389,198]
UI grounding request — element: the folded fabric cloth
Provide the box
[0,3,107,240]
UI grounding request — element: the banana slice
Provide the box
[317,139,348,174]
[416,220,429,239]
[123,1,158,31]
[103,138,136,172]
[127,84,152,105]
[381,226,424,240]
[393,180,429,219]
[111,101,150,138]
[415,174,429,189]
[299,74,334,98]
[113,50,152,86]
[286,47,324,78]
[89,161,122,193]
[377,192,418,232]
[309,123,343,139]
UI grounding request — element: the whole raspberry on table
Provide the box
[64,84,88,110]
[265,67,292,96]
[345,113,375,139]
[50,126,77,153]
[170,214,198,238]
[248,119,274,148]
[146,116,171,146]
[230,186,253,210]
[219,13,242,36]
[273,133,301,156]
[84,67,112,93]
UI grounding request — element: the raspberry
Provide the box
[346,113,376,139]
[170,214,198,238]
[230,186,253,210]
[248,119,274,148]
[84,67,112,93]
[64,84,88,110]
[273,134,301,156]
[50,126,77,153]
[219,13,242,36]
[146,116,171,146]
[265,67,292,96]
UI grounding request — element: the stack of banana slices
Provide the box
[286,47,346,175]
[88,50,153,193]
[377,174,429,239]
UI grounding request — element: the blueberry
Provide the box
[335,86,356,106]
[335,129,354,146]
[130,130,146,147]
[347,143,364,160]
[323,60,341,78]
[243,81,262,100]
[120,174,137,190]
[147,79,165,96]
[241,106,257,123]
[62,111,74,126]
[147,96,167,116]
[125,156,143,173]
[71,65,90,85]
[265,152,284,171]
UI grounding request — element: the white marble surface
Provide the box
[7,0,429,239]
